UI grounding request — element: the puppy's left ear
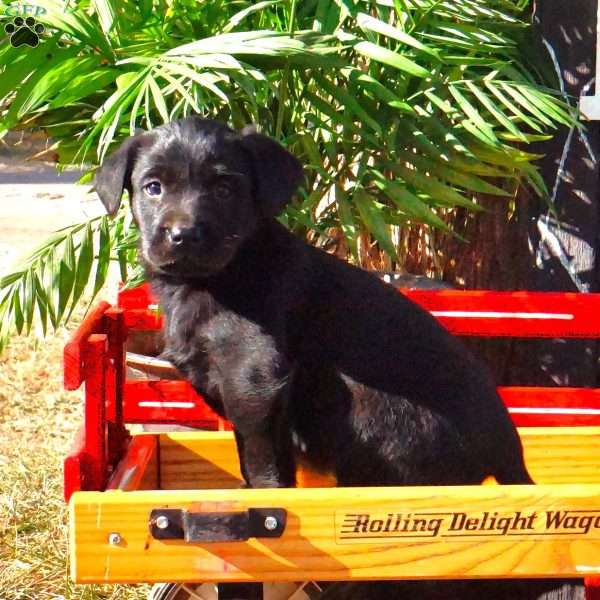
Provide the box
[95,135,144,216]
[239,127,304,217]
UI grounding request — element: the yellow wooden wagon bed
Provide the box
[63,286,600,598]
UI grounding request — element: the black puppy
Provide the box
[95,117,532,489]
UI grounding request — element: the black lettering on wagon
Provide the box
[335,509,600,544]
[545,510,600,535]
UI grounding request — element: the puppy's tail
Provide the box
[494,455,535,485]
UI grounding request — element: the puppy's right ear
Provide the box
[95,135,142,216]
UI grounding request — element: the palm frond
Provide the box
[0,0,575,346]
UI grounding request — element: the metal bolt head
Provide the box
[108,532,121,545]
[155,515,170,530]
[264,515,278,531]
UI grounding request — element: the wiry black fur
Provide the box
[96,117,532,488]
[93,118,586,598]
[95,116,532,489]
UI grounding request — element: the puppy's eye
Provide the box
[144,181,162,197]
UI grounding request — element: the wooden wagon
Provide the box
[63,285,600,599]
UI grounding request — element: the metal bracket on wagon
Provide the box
[149,508,287,542]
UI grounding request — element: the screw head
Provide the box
[108,532,121,545]
[155,515,170,530]
[264,515,278,531]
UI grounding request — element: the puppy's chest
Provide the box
[163,297,280,391]
[165,302,247,366]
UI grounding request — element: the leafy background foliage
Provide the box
[0,0,575,348]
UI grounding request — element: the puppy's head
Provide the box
[95,118,303,278]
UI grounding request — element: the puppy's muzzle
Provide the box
[160,222,212,252]
[166,224,206,247]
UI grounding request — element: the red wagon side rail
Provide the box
[118,286,600,338]
[64,284,600,502]
[406,289,600,338]
[121,381,600,429]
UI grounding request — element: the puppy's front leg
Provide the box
[229,392,296,488]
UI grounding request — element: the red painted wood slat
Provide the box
[117,285,600,338]
[63,301,111,390]
[106,435,157,491]
[117,284,154,309]
[84,334,108,491]
[123,309,162,330]
[63,425,90,502]
[122,381,600,428]
[405,290,600,338]
[500,387,600,427]
[103,308,130,466]
[586,578,600,600]
[123,380,230,430]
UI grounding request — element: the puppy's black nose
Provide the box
[167,225,204,246]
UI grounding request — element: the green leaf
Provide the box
[354,41,430,78]
[303,91,379,146]
[300,133,327,176]
[78,68,149,162]
[49,69,120,109]
[448,84,498,144]
[484,80,544,133]
[463,80,527,142]
[224,1,283,32]
[147,74,170,124]
[357,13,440,60]
[335,185,359,261]
[0,42,60,105]
[35,0,114,57]
[386,161,482,210]
[34,274,49,336]
[407,153,511,196]
[347,68,414,113]
[1,271,26,290]
[57,233,76,321]
[158,60,229,103]
[23,269,35,336]
[433,23,515,48]
[45,250,58,329]
[92,0,118,40]
[314,74,382,134]
[463,139,544,166]
[353,188,398,260]
[93,217,111,298]
[12,290,24,336]
[129,77,147,133]
[521,163,549,198]
[68,224,94,318]
[499,82,556,128]
[116,251,128,281]
[156,68,201,114]
[515,85,575,127]
[0,54,67,133]
[423,89,455,115]
[314,0,343,34]
[372,171,451,230]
